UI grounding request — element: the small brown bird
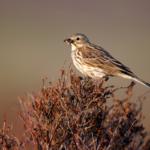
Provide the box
[64,33,150,88]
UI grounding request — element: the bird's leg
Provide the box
[91,76,105,86]
[91,75,109,86]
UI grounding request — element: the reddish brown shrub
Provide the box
[0,64,150,150]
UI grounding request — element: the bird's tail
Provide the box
[132,77,150,88]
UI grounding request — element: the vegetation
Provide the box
[0,64,150,150]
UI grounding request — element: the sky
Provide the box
[0,0,150,147]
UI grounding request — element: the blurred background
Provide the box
[0,0,150,147]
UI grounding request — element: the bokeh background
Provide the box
[0,0,150,148]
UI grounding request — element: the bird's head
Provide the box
[64,33,90,50]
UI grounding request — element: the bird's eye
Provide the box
[76,37,80,40]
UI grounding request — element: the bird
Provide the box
[64,33,150,88]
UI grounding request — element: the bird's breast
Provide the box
[71,50,106,78]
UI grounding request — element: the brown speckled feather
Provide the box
[78,43,135,77]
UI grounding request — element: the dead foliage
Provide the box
[0,64,150,150]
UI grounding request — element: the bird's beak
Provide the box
[63,38,73,46]
[66,38,73,43]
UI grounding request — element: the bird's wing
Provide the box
[78,44,135,77]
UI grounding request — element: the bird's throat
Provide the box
[71,43,77,51]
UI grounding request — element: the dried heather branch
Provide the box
[0,64,150,150]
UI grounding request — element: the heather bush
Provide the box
[0,64,150,150]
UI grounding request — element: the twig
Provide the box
[13,108,38,149]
